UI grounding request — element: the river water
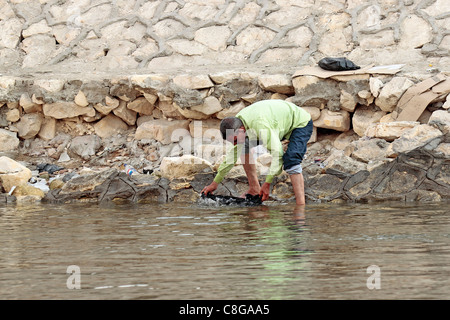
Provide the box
[1,200,449,300]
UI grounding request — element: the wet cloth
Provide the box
[201,193,263,206]
[213,100,312,184]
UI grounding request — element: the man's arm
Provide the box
[202,143,243,195]
[255,126,284,201]
[260,127,284,184]
[213,143,243,184]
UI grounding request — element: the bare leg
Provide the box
[293,204,306,224]
[290,173,306,205]
[241,152,260,196]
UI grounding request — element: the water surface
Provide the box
[1,200,449,299]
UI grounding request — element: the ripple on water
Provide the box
[0,201,450,299]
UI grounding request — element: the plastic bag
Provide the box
[318,57,360,71]
[37,163,64,174]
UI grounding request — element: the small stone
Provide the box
[74,90,89,107]
[113,100,137,125]
[20,93,41,113]
[49,179,65,190]
[12,184,45,198]
[5,109,20,122]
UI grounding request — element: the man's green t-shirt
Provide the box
[213,100,312,184]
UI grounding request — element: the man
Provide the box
[201,99,313,205]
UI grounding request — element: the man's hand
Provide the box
[259,182,271,201]
[201,181,218,195]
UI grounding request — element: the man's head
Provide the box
[220,117,246,145]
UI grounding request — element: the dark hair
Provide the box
[220,117,244,140]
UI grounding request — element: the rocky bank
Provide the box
[0,0,449,204]
[0,67,449,204]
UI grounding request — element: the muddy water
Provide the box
[1,200,449,300]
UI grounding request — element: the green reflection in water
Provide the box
[239,205,313,299]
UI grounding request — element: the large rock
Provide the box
[173,102,210,120]
[33,79,65,93]
[22,20,52,38]
[365,121,419,141]
[113,100,137,125]
[159,155,213,180]
[258,74,294,94]
[350,138,390,163]
[0,156,32,192]
[0,18,22,49]
[216,101,246,119]
[93,114,129,139]
[94,97,120,115]
[369,77,384,98]
[386,124,443,157]
[306,173,345,200]
[38,117,57,141]
[190,96,223,116]
[127,97,155,116]
[135,119,190,145]
[0,128,20,152]
[314,110,350,132]
[399,15,433,50]
[302,106,321,121]
[69,135,102,160]
[352,105,386,137]
[194,26,231,52]
[173,74,214,90]
[375,77,414,112]
[19,93,42,113]
[334,130,359,150]
[16,113,44,139]
[71,89,88,106]
[12,184,45,202]
[43,102,96,119]
[44,169,167,204]
[428,110,450,138]
[157,96,185,119]
[21,35,56,68]
[340,90,357,112]
[323,149,367,175]
[5,109,20,122]
[59,168,118,194]
[292,76,341,110]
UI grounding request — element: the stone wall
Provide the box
[0,0,449,74]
